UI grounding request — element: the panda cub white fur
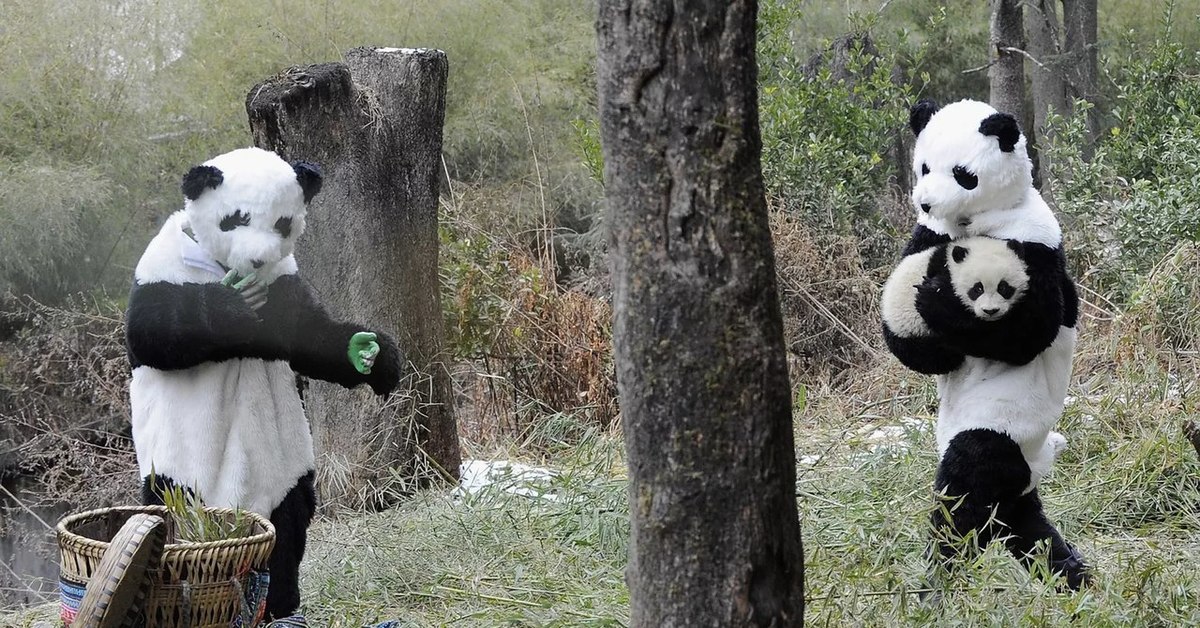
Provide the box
[883,98,1089,591]
[126,147,402,620]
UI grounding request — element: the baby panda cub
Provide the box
[883,236,1085,588]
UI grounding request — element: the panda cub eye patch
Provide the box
[274,217,293,238]
[967,282,984,301]
[997,281,1015,299]
[219,209,251,232]
[953,166,978,190]
[921,163,930,176]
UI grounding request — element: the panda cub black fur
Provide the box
[125,147,402,620]
[882,99,1089,590]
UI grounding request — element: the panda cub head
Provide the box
[181,147,322,280]
[909,99,1031,225]
[947,237,1028,322]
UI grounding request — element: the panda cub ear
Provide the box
[951,245,968,264]
[181,165,224,200]
[292,161,323,204]
[1006,239,1026,259]
[979,113,1021,153]
[909,99,940,137]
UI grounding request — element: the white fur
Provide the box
[908,103,1075,492]
[947,237,1028,321]
[130,147,312,516]
[881,247,936,337]
[184,147,307,283]
[936,327,1076,493]
[913,100,1062,248]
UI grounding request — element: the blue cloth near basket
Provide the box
[61,570,271,627]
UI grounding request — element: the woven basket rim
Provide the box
[57,505,275,552]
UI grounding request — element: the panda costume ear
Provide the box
[979,113,1021,152]
[1006,239,1026,259]
[181,165,224,200]
[951,245,968,264]
[910,99,939,137]
[292,161,323,204]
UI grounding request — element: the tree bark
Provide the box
[246,48,460,509]
[596,2,804,626]
[1062,0,1099,157]
[988,0,1026,122]
[1024,0,1068,189]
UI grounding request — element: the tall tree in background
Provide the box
[596,1,805,626]
[1023,0,1099,167]
[989,0,1026,123]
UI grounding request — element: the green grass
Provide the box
[295,345,1200,626]
[4,353,1200,627]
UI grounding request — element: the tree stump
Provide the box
[246,47,459,508]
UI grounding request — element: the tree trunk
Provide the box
[988,0,1026,122]
[1062,0,1099,157]
[1024,0,1068,188]
[596,2,805,626]
[246,47,460,509]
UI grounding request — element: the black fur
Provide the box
[979,113,1021,153]
[181,165,224,200]
[900,223,951,257]
[255,275,402,395]
[265,471,316,619]
[915,242,1067,365]
[126,281,278,370]
[292,161,323,204]
[141,473,189,505]
[127,276,402,396]
[881,324,965,375]
[910,99,939,137]
[932,429,1090,590]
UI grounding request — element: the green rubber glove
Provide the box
[220,270,267,310]
[348,331,380,374]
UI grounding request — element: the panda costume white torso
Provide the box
[125,147,402,620]
[880,99,1089,590]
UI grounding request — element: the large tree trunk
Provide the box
[596,2,805,626]
[246,47,460,509]
[988,0,1026,122]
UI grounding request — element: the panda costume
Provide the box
[125,147,402,620]
[881,100,1089,589]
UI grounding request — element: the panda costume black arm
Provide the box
[258,275,403,396]
[880,246,966,375]
[126,280,285,370]
[915,241,1067,366]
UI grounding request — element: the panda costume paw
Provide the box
[885,98,1090,591]
[126,147,407,619]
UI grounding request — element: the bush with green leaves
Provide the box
[1047,20,1200,298]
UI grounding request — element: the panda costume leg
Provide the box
[932,429,1091,589]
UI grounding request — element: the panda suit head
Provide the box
[181,147,323,282]
[909,99,1031,228]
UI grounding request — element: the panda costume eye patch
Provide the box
[997,281,1015,299]
[275,217,293,238]
[952,166,978,190]
[967,282,984,300]
[219,210,251,231]
[921,163,930,176]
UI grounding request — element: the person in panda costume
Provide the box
[125,147,402,622]
[881,99,1090,590]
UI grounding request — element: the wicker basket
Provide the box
[58,505,276,628]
